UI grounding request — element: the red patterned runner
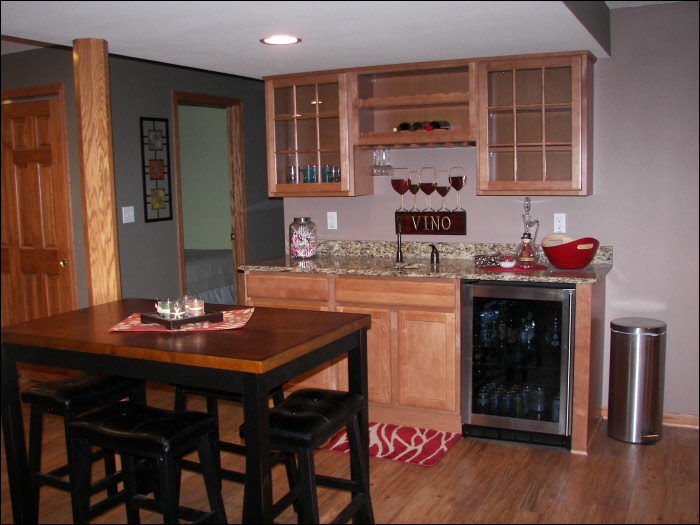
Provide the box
[109,308,254,332]
[322,421,460,467]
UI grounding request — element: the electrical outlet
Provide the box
[122,206,135,224]
[554,213,566,234]
[327,211,338,230]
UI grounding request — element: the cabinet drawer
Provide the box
[336,276,456,309]
[246,272,330,302]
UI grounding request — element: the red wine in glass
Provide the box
[436,185,451,210]
[391,172,409,210]
[408,180,421,211]
[449,167,467,210]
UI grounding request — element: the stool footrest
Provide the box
[316,474,362,493]
[132,494,220,524]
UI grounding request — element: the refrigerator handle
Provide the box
[565,289,576,435]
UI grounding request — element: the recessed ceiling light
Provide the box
[260,35,301,45]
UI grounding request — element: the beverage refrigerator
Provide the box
[461,281,575,448]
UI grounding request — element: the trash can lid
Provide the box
[611,317,666,335]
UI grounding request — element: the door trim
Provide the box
[171,91,249,305]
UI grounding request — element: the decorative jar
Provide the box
[289,217,317,259]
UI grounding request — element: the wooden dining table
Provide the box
[1,298,372,524]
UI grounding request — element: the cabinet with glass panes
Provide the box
[476,52,595,196]
[264,72,372,197]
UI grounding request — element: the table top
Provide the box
[1,299,371,374]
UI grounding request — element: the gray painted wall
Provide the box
[2,48,285,305]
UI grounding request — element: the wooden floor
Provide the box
[2,382,698,524]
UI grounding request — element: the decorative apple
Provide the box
[499,254,517,269]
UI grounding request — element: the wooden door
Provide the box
[1,84,77,328]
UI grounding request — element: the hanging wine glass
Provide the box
[419,167,437,211]
[449,167,467,211]
[391,168,410,211]
[407,170,421,211]
[436,169,451,211]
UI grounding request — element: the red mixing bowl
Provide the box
[541,234,600,270]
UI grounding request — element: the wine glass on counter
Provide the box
[436,169,451,211]
[391,168,410,211]
[407,170,421,211]
[449,166,467,211]
[419,167,437,211]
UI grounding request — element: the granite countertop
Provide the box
[240,241,613,284]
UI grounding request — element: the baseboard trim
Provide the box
[595,406,699,429]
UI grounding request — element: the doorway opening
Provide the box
[172,92,248,305]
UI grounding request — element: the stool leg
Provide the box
[103,451,118,497]
[69,437,94,524]
[297,448,320,524]
[26,406,44,522]
[197,433,228,523]
[122,454,142,524]
[156,454,180,524]
[346,416,375,523]
[173,387,187,411]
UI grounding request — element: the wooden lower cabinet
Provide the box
[244,271,462,432]
[397,309,456,412]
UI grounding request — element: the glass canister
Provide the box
[289,217,317,259]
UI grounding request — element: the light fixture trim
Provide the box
[260,35,302,45]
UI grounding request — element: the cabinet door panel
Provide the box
[336,305,392,404]
[398,310,456,411]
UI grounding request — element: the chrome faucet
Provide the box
[430,244,440,265]
[396,216,404,263]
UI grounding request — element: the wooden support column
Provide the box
[72,38,121,305]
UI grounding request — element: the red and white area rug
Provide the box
[321,422,460,467]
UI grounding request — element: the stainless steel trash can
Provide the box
[608,317,666,444]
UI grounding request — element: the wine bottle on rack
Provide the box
[425,120,451,130]
[409,122,424,131]
[393,122,411,132]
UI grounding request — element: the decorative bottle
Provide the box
[289,217,317,259]
[516,232,536,269]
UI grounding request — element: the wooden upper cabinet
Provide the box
[264,72,372,197]
[476,52,595,196]
[350,60,478,148]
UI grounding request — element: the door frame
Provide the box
[171,91,249,305]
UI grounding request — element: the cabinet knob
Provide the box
[59,259,68,268]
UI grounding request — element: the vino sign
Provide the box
[396,211,466,235]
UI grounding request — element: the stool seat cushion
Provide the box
[267,389,364,449]
[21,374,140,415]
[68,401,216,457]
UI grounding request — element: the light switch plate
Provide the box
[327,211,337,230]
[122,206,135,224]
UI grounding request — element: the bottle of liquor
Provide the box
[393,122,411,132]
[410,121,424,131]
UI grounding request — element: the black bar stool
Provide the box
[262,388,375,524]
[20,373,145,522]
[68,400,227,524]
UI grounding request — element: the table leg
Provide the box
[241,374,274,523]
[1,347,33,523]
[346,328,374,523]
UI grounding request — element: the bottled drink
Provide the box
[476,389,489,414]
[425,120,451,130]
[552,392,561,422]
[409,122,424,131]
[531,387,545,417]
[519,317,530,349]
[527,312,536,346]
[393,122,411,132]
[550,312,561,350]
[496,303,509,349]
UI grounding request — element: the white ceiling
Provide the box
[0,1,681,80]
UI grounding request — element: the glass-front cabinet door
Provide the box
[265,72,371,197]
[476,52,594,196]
